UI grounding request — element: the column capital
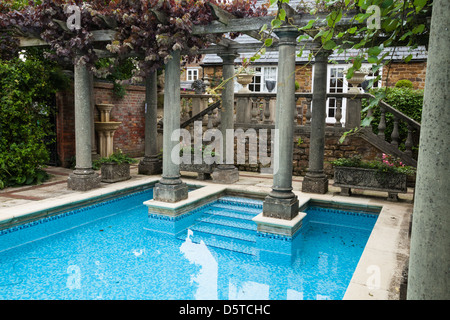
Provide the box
[311,47,333,61]
[274,26,300,45]
[219,51,239,65]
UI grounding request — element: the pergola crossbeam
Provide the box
[208,3,278,45]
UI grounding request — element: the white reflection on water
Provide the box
[179,229,218,299]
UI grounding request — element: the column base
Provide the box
[138,157,162,175]
[262,194,299,220]
[67,170,101,191]
[302,174,329,194]
[154,181,188,203]
[211,166,239,184]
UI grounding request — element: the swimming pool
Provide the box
[0,187,378,300]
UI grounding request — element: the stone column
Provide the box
[67,60,101,191]
[153,50,188,202]
[262,27,299,220]
[212,51,239,184]
[408,0,450,300]
[139,70,162,175]
[301,49,331,194]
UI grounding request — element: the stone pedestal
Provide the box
[154,180,189,203]
[68,169,101,191]
[262,195,299,220]
[139,157,162,175]
[94,103,121,158]
[212,166,239,184]
[345,97,362,130]
[95,122,121,157]
[301,174,329,194]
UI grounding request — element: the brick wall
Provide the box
[56,84,75,168]
[56,81,148,167]
[384,61,427,89]
[204,61,426,90]
[93,82,146,158]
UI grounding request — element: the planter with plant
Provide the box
[93,150,137,183]
[331,154,415,201]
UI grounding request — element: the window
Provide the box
[313,64,382,124]
[235,66,278,93]
[327,66,347,123]
[187,68,199,81]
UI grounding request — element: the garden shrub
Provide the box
[0,52,69,189]
[394,79,414,89]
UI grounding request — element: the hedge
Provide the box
[362,87,423,157]
[0,52,69,189]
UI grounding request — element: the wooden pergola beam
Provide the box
[208,3,278,45]
[192,13,360,35]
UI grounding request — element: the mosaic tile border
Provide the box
[0,188,153,238]
[306,206,379,219]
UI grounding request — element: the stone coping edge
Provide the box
[0,178,161,231]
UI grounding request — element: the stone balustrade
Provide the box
[178,91,420,169]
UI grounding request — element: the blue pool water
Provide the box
[0,188,378,300]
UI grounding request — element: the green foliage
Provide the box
[94,58,137,98]
[330,154,416,176]
[362,87,423,155]
[395,79,414,88]
[0,54,68,189]
[93,150,137,170]
[0,0,266,79]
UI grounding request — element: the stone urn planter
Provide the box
[94,150,137,183]
[100,162,131,183]
[333,166,407,201]
[344,69,369,94]
[236,73,254,93]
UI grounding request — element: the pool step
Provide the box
[190,223,256,242]
[178,228,257,256]
[204,208,257,221]
[197,214,257,231]
[177,200,261,256]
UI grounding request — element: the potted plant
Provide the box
[331,154,416,201]
[344,63,370,94]
[94,149,137,183]
[235,58,256,93]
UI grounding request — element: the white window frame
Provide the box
[326,64,349,124]
[312,63,383,124]
[186,68,199,82]
[234,66,278,93]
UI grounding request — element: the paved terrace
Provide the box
[0,161,414,300]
